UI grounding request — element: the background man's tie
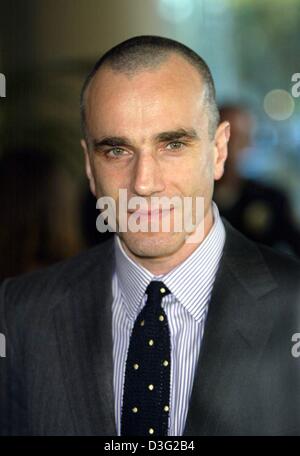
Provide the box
[121,281,171,436]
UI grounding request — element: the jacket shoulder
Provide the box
[0,237,114,326]
[257,242,300,287]
[223,217,300,291]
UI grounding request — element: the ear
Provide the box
[81,139,96,197]
[213,121,230,181]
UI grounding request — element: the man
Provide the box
[1,36,300,436]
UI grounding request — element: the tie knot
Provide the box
[146,281,170,303]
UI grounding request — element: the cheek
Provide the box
[172,151,214,197]
[93,163,129,199]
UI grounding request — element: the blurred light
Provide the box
[157,0,194,24]
[263,89,295,121]
[290,115,300,146]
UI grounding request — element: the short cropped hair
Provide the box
[80,35,220,141]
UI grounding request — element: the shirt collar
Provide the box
[114,202,225,322]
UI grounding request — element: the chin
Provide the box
[119,230,186,259]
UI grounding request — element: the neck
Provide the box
[120,206,214,276]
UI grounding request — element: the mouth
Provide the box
[128,207,174,220]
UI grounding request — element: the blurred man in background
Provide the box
[214,104,300,256]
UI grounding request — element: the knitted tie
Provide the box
[121,281,171,436]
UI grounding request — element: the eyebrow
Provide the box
[92,136,132,149]
[92,128,200,150]
[154,128,199,142]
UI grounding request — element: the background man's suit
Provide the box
[1,220,300,435]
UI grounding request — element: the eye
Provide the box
[166,141,185,150]
[105,148,129,159]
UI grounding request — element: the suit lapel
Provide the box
[53,238,117,435]
[184,221,278,435]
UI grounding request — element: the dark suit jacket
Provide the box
[1,220,300,436]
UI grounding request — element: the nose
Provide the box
[132,152,165,197]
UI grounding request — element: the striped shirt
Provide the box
[112,202,225,436]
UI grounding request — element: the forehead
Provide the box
[85,54,207,137]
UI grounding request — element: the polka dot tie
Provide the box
[121,281,171,436]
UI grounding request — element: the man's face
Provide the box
[82,53,228,261]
